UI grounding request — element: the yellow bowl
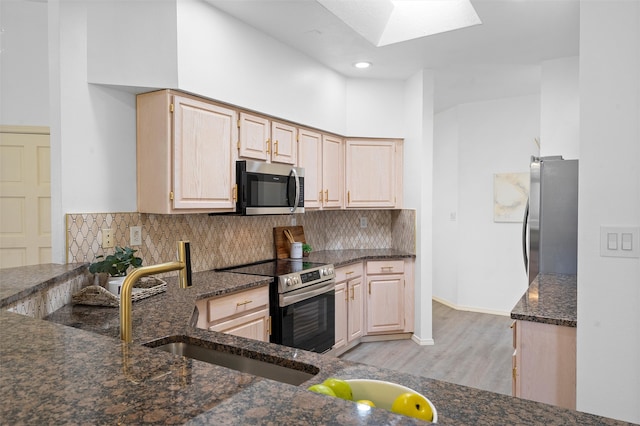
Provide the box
[346,379,438,423]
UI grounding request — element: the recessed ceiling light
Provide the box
[354,61,371,69]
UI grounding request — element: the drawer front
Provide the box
[335,262,364,282]
[366,260,405,275]
[208,286,269,323]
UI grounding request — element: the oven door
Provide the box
[272,280,335,353]
[237,160,304,215]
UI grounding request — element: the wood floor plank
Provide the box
[339,300,513,395]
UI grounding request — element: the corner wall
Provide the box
[433,94,540,314]
[577,1,640,422]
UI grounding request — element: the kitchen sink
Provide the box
[146,338,317,386]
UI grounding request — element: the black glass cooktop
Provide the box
[221,259,327,277]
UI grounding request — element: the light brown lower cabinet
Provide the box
[196,286,270,342]
[334,263,364,352]
[330,259,414,356]
[512,319,576,410]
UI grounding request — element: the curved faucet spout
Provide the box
[120,241,192,342]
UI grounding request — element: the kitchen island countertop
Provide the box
[1,253,622,425]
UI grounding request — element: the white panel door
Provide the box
[0,127,51,267]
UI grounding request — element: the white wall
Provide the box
[176,0,347,134]
[403,70,434,344]
[432,107,458,303]
[540,57,580,159]
[0,1,49,126]
[346,79,405,137]
[433,95,539,314]
[87,1,179,89]
[48,1,138,262]
[577,1,640,422]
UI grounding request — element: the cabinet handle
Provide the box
[350,287,354,301]
[345,271,354,275]
[381,266,394,272]
[319,191,323,202]
[236,300,252,307]
[232,184,238,201]
[274,140,279,155]
[324,190,329,203]
[266,139,271,154]
[267,316,272,335]
[368,281,371,295]
[347,191,350,204]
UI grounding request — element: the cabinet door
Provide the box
[239,112,270,161]
[173,95,237,210]
[209,308,269,342]
[322,135,343,208]
[516,319,576,409]
[366,274,404,334]
[348,277,364,342]
[298,129,323,209]
[346,140,397,208]
[271,121,297,165]
[334,281,347,349]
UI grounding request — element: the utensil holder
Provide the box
[290,242,303,259]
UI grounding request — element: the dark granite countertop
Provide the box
[1,253,623,424]
[510,273,577,327]
[0,262,89,307]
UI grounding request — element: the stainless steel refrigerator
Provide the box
[522,156,579,284]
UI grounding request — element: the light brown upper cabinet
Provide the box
[238,112,296,165]
[321,135,344,209]
[345,139,403,209]
[136,90,238,214]
[298,131,344,209]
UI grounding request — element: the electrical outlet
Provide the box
[130,226,142,246]
[360,217,368,228]
[102,229,114,248]
[290,216,297,226]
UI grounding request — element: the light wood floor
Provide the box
[339,300,514,395]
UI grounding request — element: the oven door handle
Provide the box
[280,280,335,307]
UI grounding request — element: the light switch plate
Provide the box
[130,226,142,246]
[600,226,639,258]
[102,229,114,248]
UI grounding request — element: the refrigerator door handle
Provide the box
[522,198,529,273]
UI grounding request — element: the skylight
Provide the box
[317,0,482,47]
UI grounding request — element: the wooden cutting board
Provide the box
[273,226,306,259]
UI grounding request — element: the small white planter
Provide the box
[107,276,126,296]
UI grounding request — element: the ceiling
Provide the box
[205,0,579,112]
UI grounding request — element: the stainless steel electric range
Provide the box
[222,259,336,353]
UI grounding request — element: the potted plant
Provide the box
[89,246,143,294]
[302,243,312,257]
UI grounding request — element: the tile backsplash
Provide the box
[66,209,415,271]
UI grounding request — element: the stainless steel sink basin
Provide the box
[148,340,317,386]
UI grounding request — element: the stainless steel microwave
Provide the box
[236,160,304,215]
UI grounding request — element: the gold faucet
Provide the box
[120,241,192,343]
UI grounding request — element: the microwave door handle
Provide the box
[289,168,300,213]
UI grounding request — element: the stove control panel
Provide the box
[278,264,335,293]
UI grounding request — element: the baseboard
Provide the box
[411,334,435,346]
[432,296,511,317]
[360,333,412,343]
